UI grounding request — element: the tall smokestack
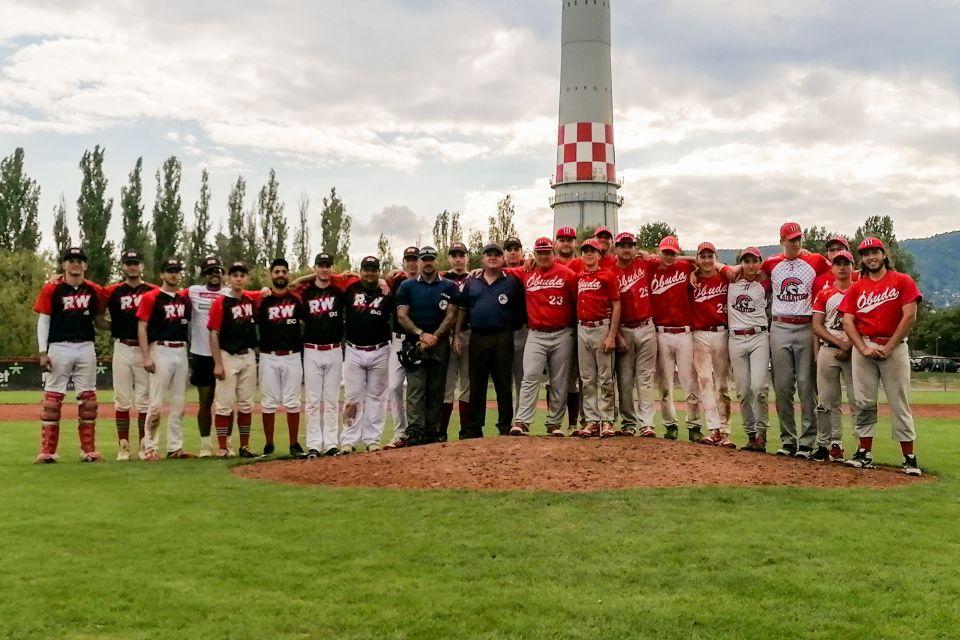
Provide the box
[550,0,622,233]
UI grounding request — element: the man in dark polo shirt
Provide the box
[455,243,525,438]
[396,246,460,445]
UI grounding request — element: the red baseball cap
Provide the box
[533,237,554,252]
[556,226,577,239]
[825,236,850,250]
[593,225,613,238]
[833,250,855,263]
[580,238,601,252]
[858,237,886,253]
[779,222,802,240]
[697,241,716,254]
[740,246,762,260]
[658,236,681,252]
[615,232,636,245]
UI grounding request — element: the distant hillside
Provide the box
[715,230,960,308]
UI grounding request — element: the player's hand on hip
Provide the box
[420,333,439,348]
[39,354,51,371]
[143,358,156,374]
[214,364,225,380]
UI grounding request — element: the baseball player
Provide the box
[840,238,922,476]
[690,242,734,447]
[553,226,586,429]
[184,256,230,457]
[207,261,260,458]
[554,226,578,265]
[136,258,195,460]
[396,246,460,445]
[33,246,107,463]
[811,249,857,462]
[611,232,658,438]
[101,249,157,460]
[507,237,578,436]
[341,256,395,453]
[649,236,703,441]
[813,236,860,292]
[503,236,529,406]
[761,222,831,458]
[383,245,419,450]
[299,252,347,457]
[441,242,471,441]
[570,239,620,437]
[727,247,772,452]
[258,258,306,458]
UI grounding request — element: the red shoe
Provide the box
[383,437,408,450]
[572,422,600,438]
[829,443,845,462]
[639,426,657,438]
[616,427,637,437]
[600,422,617,438]
[509,423,529,436]
[166,450,197,459]
[700,430,725,445]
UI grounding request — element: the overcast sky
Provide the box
[2,0,958,260]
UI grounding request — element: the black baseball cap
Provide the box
[200,256,222,273]
[61,247,87,262]
[120,249,143,264]
[448,242,468,255]
[504,236,522,250]
[402,246,419,260]
[360,256,380,270]
[270,257,289,270]
[314,252,334,266]
[482,242,504,255]
[227,261,248,274]
[161,258,184,272]
[419,246,438,260]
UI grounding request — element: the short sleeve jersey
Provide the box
[136,288,191,343]
[812,285,847,340]
[299,282,345,345]
[258,291,304,353]
[838,271,922,338]
[185,285,231,356]
[649,260,695,327]
[576,269,620,322]
[103,281,158,340]
[726,278,771,330]
[612,258,654,323]
[690,270,729,330]
[762,253,830,317]
[33,280,104,344]
[343,281,394,346]
[507,263,578,331]
[207,292,259,353]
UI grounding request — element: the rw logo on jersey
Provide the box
[308,297,337,316]
[778,277,808,302]
[231,303,254,320]
[353,294,384,314]
[62,294,92,310]
[267,304,297,321]
[119,295,143,311]
[163,304,187,320]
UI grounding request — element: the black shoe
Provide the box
[663,426,679,441]
[775,444,797,456]
[289,442,306,458]
[845,448,876,469]
[794,445,814,460]
[324,447,340,457]
[688,427,703,443]
[902,454,922,477]
[238,446,260,459]
[263,443,275,456]
[307,448,322,459]
[811,446,829,462]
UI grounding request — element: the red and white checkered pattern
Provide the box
[555,122,616,183]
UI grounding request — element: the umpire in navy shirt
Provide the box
[455,243,525,438]
[396,246,460,445]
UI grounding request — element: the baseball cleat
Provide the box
[35,453,58,464]
[573,422,600,438]
[546,425,565,437]
[699,430,725,446]
[844,449,876,469]
[639,426,657,438]
[902,455,922,477]
[599,423,617,438]
[117,439,131,461]
[741,436,767,452]
[262,443,276,456]
[663,426,679,440]
[794,446,814,460]
[718,435,737,448]
[687,427,703,443]
[166,449,197,459]
[307,449,322,459]
[509,423,529,436]
[337,445,355,455]
[324,447,340,457]
[289,442,306,458]
[140,449,161,462]
[238,446,261,459]
[811,446,829,462]
[616,426,637,437]
[775,444,797,457]
[383,437,407,450]
[198,443,215,459]
[366,443,381,452]
[215,448,234,459]
[829,443,845,463]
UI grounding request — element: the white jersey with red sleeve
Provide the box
[507,263,577,330]
[576,269,619,322]
[812,285,846,339]
[762,253,830,317]
[690,270,729,330]
[182,285,231,356]
[612,258,654,323]
[649,260,695,327]
[838,271,921,339]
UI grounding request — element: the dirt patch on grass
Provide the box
[233,436,929,492]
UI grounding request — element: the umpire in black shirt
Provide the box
[455,243,525,438]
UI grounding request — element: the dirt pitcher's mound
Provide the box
[233,437,930,491]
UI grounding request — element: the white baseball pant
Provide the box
[387,333,408,438]
[444,329,470,403]
[143,343,188,453]
[851,339,916,442]
[304,345,343,452]
[816,345,854,446]
[44,342,97,393]
[578,323,615,423]
[617,322,658,429]
[213,351,256,415]
[656,329,702,429]
[693,330,730,433]
[728,331,770,438]
[112,340,148,413]
[341,344,390,448]
[259,352,303,413]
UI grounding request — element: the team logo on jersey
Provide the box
[62,294,92,311]
[308,296,337,317]
[163,303,187,320]
[353,293,384,314]
[230,303,254,320]
[119,294,143,311]
[732,294,756,314]
[498,294,508,304]
[693,283,727,303]
[649,271,687,296]
[439,300,449,310]
[856,286,899,313]
[617,269,645,294]
[778,277,808,302]
[526,274,566,292]
[578,279,602,294]
[267,303,297,321]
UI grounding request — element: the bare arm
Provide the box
[435,303,458,340]
[396,305,419,336]
[138,320,155,373]
[603,300,621,352]
[842,313,874,358]
[209,330,225,380]
[453,307,465,355]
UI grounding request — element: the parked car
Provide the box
[915,356,959,373]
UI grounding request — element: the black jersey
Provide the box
[343,281,394,347]
[136,288,191,343]
[33,279,104,344]
[207,293,258,354]
[299,282,345,345]
[257,291,304,353]
[103,281,158,340]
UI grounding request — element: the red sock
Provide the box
[858,437,874,451]
[287,412,300,444]
[115,410,130,442]
[900,440,914,456]
[136,413,147,442]
[238,412,252,447]
[214,414,232,449]
[262,412,275,445]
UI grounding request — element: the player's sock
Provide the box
[287,412,300,444]
[900,440,914,455]
[238,412,252,448]
[858,436,874,451]
[115,409,130,443]
[215,414,232,450]
[567,393,580,427]
[262,412,275,446]
[136,412,147,442]
[457,401,471,429]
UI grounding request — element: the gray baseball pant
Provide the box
[616,323,657,429]
[728,331,770,438]
[851,340,916,442]
[770,322,817,449]
[513,328,573,427]
[656,330,702,429]
[512,326,529,403]
[578,322,615,423]
[815,345,854,446]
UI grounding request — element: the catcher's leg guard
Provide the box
[77,391,102,461]
[37,392,65,463]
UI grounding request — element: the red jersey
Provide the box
[136,288,191,343]
[576,269,619,322]
[562,254,616,275]
[813,270,860,293]
[33,279,104,344]
[507,263,577,331]
[612,258,654,323]
[690,270,729,330]
[102,281,158,341]
[838,270,921,339]
[649,260,695,327]
[762,252,830,316]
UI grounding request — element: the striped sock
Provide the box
[136,413,147,442]
[238,412,252,447]
[116,410,130,442]
[215,414,232,449]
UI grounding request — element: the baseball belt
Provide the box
[621,318,652,328]
[118,338,139,346]
[262,350,300,356]
[305,342,341,351]
[771,314,812,325]
[732,327,767,336]
[656,326,690,334]
[865,336,895,345]
[578,319,609,327]
[697,325,727,332]
[347,341,389,351]
[156,341,186,348]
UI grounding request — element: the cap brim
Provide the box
[782,232,802,240]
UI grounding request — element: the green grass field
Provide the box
[2,406,959,639]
